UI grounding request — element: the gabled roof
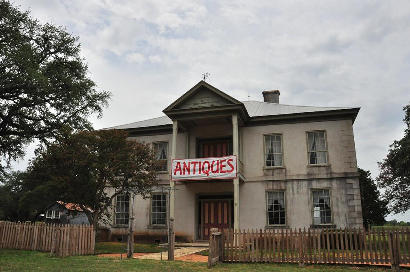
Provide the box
[105,101,359,130]
[163,80,243,113]
[104,116,172,130]
[56,201,93,212]
[243,101,355,117]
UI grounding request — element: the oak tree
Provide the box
[0,1,110,171]
[20,129,158,230]
[358,168,388,229]
[377,104,410,213]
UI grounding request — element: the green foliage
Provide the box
[383,220,410,227]
[358,168,388,229]
[0,1,110,171]
[18,129,158,227]
[377,104,410,213]
[0,171,30,221]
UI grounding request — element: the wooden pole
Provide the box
[168,218,175,261]
[127,194,135,258]
[232,113,240,232]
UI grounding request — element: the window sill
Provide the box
[265,225,289,229]
[147,225,167,229]
[111,224,129,228]
[307,164,330,167]
[263,166,285,170]
[310,224,336,229]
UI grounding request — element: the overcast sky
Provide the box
[15,0,410,221]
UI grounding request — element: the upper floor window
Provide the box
[307,131,328,165]
[114,194,129,226]
[266,191,286,225]
[264,134,283,167]
[151,193,167,226]
[153,142,168,171]
[312,189,331,225]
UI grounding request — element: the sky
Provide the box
[13,0,410,221]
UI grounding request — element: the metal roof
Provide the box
[105,101,356,130]
[243,101,354,117]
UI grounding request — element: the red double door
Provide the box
[201,200,231,240]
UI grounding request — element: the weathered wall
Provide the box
[240,178,362,230]
[101,118,362,241]
[241,119,358,179]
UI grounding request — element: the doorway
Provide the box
[197,195,233,240]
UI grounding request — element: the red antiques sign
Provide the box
[171,155,237,181]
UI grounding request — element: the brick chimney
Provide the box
[262,90,280,103]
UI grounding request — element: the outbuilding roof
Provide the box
[105,100,357,130]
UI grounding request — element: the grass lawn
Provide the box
[0,249,391,272]
[95,242,166,254]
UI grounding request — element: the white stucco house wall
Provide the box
[101,81,363,242]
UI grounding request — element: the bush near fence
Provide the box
[208,227,409,270]
[0,221,95,257]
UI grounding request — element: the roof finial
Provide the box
[202,72,210,81]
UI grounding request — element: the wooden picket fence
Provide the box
[0,221,95,257]
[209,228,410,268]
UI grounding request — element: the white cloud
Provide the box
[126,53,145,64]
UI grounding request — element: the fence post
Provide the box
[298,228,305,267]
[388,231,400,271]
[208,228,222,268]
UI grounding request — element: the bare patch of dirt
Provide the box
[175,253,207,262]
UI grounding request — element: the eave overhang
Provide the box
[247,107,360,126]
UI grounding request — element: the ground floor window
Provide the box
[114,194,129,225]
[151,193,167,226]
[266,191,286,225]
[46,210,60,219]
[312,189,331,225]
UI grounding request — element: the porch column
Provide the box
[232,113,240,231]
[170,120,178,220]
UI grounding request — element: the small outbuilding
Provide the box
[42,201,91,225]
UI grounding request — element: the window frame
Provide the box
[265,190,287,227]
[153,141,169,173]
[306,130,329,166]
[263,133,284,168]
[113,193,130,227]
[46,210,53,219]
[311,189,333,226]
[150,193,168,228]
[52,210,60,219]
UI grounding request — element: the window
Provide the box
[264,134,283,167]
[312,190,332,225]
[114,194,129,225]
[52,210,60,219]
[46,210,53,219]
[307,131,328,165]
[151,194,167,226]
[266,191,286,225]
[153,142,168,171]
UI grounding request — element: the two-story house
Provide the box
[104,81,363,242]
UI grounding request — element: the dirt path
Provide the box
[98,247,208,262]
[134,247,208,261]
